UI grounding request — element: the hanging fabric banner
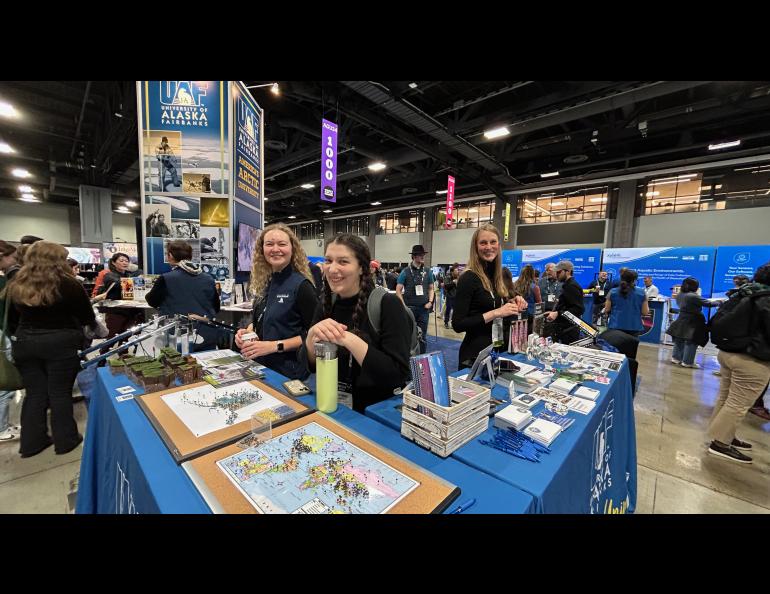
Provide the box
[446,175,455,228]
[321,118,338,203]
[504,202,511,242]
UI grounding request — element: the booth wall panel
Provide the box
[635,207,770,247]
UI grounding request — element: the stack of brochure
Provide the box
[523,418,563,447]
[573,386,600,401]
[549,378,578,395]
[410,351,450,407]
[494,405,533,431]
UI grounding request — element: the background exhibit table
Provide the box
[76,364,535,514]
[365,353,638,514]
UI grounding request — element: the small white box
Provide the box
[523,418,563,446]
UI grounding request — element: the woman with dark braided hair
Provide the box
[305,234,412,412]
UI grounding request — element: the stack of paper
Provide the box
[494,405,533,431]
[511,392,541,409]
[523,418,563,447]
[573,386,600,401]
[549,378,578,395]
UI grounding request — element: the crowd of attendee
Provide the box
[1,226,768,470]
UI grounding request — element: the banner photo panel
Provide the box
[502,250,523,277]
[140,81,229,195]
[712,245,770,296]
[602,246,717,297]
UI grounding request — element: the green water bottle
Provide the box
[315,342,338,413]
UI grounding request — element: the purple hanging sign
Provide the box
[321,118,338,203]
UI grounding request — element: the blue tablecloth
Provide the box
[365,353,638,514]
[77,364,535,514]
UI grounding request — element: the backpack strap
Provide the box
[366,285,389,340]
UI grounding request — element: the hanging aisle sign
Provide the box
[504,202,511,242]
[446,175,455,228]
[321,118,338,203]
[232,81,263,210]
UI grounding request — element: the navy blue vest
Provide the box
[158,267,218,346]
[253,266,309,380]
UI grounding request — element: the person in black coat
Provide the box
[7,241,95,458]
[545,260,585,344]
[305,234,412,412]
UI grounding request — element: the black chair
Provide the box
[597,329,640,397]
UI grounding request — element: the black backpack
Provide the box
[709,290,770,353]
[332,286,421,357]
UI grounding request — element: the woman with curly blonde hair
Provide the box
[234,223,319,379]
[6,241,95,458]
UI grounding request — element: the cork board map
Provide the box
[216,421,420,514]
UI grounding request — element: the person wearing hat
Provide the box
[545,260,585,344]
[397,245,435,354]
[370,260,387,288]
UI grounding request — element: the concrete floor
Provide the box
[1,312,768,513]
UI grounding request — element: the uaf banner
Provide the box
[139,81,229,195]
[232,81,263,210]
[712,245,770,296]
[602,246,716,297]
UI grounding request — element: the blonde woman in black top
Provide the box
[452,224,527,368]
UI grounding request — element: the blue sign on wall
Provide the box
[521,249,602,289]
[602,246,717,297]
[502,250,523,277]
[712,245,770,296]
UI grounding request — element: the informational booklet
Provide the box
[573,386,600,401]
[523,418,562,446]
[549,378,578,395]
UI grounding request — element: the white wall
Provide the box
[300,239,325,257]
[374,231,422,263]
[430,227,477,264]
[635,207,770,247]
[0,199,72,244]
[112,213,138,244]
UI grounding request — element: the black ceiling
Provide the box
[3,81,770,222]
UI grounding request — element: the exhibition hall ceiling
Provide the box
[2,81,770,221]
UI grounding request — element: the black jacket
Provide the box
[666,292,718,347]
[452,266,508,367]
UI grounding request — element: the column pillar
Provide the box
[609,180,637,248]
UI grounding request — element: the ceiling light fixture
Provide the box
[301,183,314,189]
[125,201,138,207]
[0,142,15,154]
[323,209,333,213]
[408,82,418,89]
[540,171,559,178]
[708,140,741,151]
[20,193,37,201]
[371,201,382,206]
[368,162,387,172]
[483,126,510,140]
[18,185,33,193]
[0,102,19,119]
[646,191,660,197]
[551,201,565,206]
[11,168,31,178]
[436,189,448,195]
[288,215,296,219]
[246,82,280,96]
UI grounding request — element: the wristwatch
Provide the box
[276,342,284,352]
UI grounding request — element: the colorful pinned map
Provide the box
[217,422,420,514]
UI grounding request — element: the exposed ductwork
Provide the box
[340,80,521,188]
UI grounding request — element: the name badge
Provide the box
[415,285,424,296]
[547,294,555,303]
[337,381,353,409]
[598,290,605,297]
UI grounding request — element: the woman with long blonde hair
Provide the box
[6,241,95,458]
[451,224,527,368]
[234,223,319,379]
